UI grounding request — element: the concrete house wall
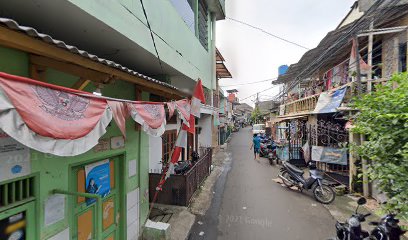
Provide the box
[0,45,152,240]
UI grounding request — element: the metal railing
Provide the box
[149,147,213,206]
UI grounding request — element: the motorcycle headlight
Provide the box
[348,217,360,227]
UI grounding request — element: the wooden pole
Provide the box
[148,123,184,215]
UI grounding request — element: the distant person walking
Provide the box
[250,134,261,160]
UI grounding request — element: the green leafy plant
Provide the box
[251,106,262,123]
[351,73,408,219]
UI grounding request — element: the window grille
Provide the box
[198,1,208,50]
[0,176,35,209]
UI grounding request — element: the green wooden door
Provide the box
[71,157,122,240]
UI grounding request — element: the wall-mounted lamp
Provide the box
[93,83,104,96]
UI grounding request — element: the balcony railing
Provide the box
[280,78,389,116]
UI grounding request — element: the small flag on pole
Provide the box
[190,79,206,118]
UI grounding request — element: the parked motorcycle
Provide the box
[331,197,406,240]
[174,160,191,174]
[174,151,200,175]
[370,213,406,240]
[333,197,371,240]
[278,161,336,204]
[267,148,277,165]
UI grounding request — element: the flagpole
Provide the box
[148,123,183,216]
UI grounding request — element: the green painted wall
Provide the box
[0,46,149,239]
[66,0,215,89]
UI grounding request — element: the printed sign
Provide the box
[85,159,111,205]
[0,212,26,240]
[44,194,65,226]
[0,131,30,182]
[312,146,348,165]
[314,87,347,113]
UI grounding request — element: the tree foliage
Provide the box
[351,73,408,219]
[251,106,262,123]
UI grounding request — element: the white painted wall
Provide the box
[198,115,212,147]
[149,118,180,173]
[127,188,140,240]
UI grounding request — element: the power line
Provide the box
[239,86,279,102]
[220,77,277,87]
[140,0,164,74]
[227,17,310,50]
[270,0,400,102]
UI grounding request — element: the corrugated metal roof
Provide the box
[275,2,408,85]
[0,17,180,91]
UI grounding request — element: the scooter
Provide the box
[333,197,371,240]
[267,148,277,165]
[369,213,406,240]
[278,161,335,204]
[332,197,406,240]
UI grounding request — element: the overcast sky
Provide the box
[216,0,356,106]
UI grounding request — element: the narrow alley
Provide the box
[189,127,336,240]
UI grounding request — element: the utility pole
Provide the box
[355,33,369,197]
[355,36,362,95]
[367,20,374,92]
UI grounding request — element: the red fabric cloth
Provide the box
[0,76,107,139]
[182,116,195,134]
[193,79,206,104]
[170,146,182,163]
[127,103,165,129]
[108,101,128,138]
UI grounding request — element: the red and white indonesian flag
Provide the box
[190,79,206,118]
[350,39,371,75]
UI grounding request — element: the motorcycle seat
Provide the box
[284,162,304,174]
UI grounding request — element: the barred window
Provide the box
[162,130,177,164]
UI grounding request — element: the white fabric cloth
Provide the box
[190,97,202,118]
[175,129,187,148]
[128,109,166,137]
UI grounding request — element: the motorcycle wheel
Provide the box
[313,184,335,204]
[281,171,294,188]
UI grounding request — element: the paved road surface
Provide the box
[189,127,336,240]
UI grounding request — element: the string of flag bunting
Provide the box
[0,71,206,157]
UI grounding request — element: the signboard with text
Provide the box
[312,146,347,165]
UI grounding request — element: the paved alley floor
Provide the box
[189,127,336,240]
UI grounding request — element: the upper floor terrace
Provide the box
[275,1,408,117]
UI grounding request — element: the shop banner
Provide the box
[311,146,347,165]
[85,159,110,205]
[314,87,347,113]
[0,131,30,182]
